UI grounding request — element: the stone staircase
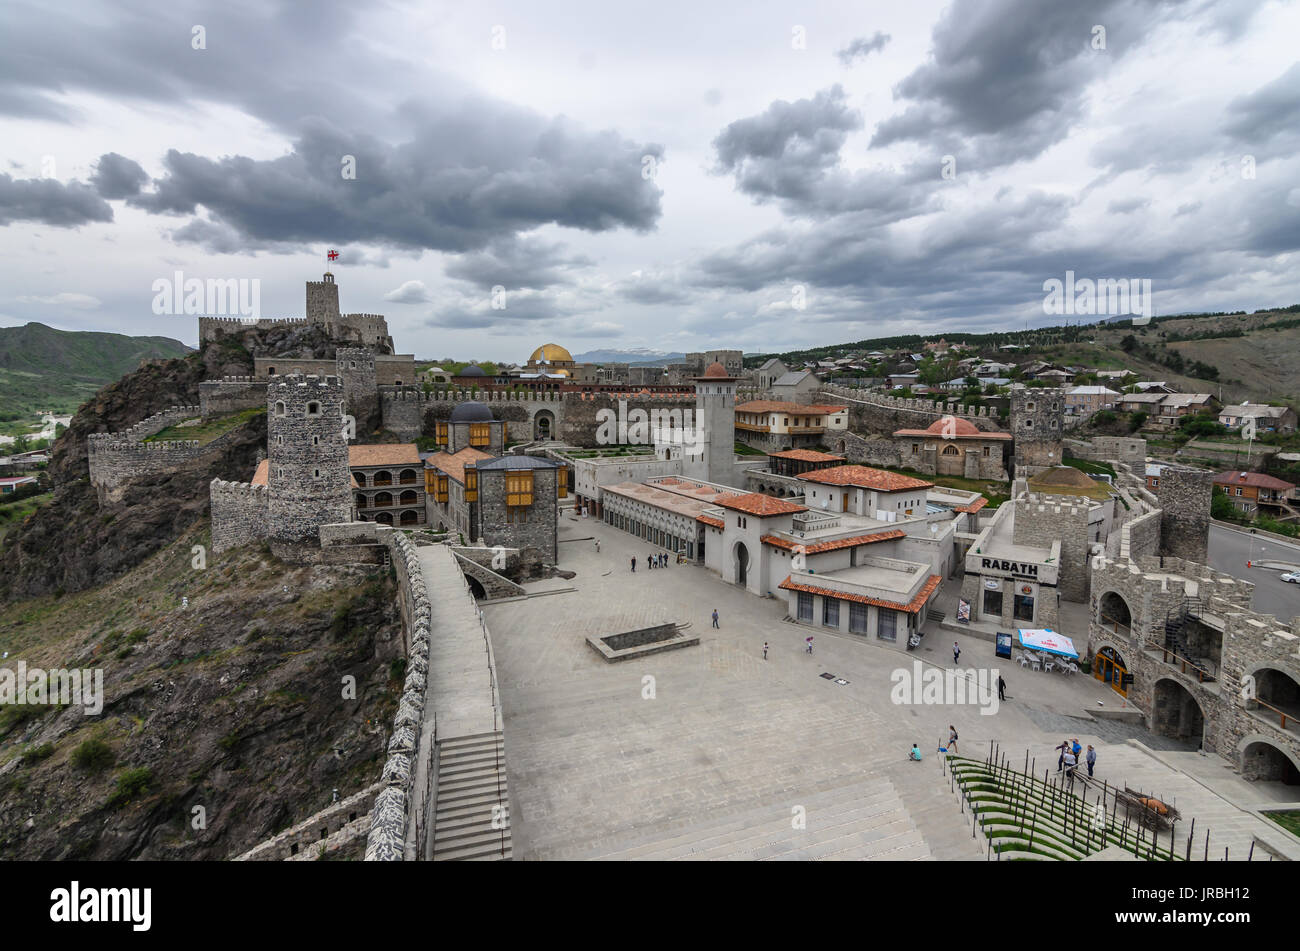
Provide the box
[568,777,931,861]
[432,732,512,861]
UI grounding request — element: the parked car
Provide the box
[1281,571,1300,584]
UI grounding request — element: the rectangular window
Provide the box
[557,473,567,499]
[983,589,1002,617]
[877,609,897,641]
[823,598,839,628]
[436,421,448,445]
[506,505,528,523]
[470,422,491,446]
[849,602,867,634]
[464,467,478,502]
[505,471,534,507]
[1013,594,1035,622]
[435,475,449,503]
[797,592,813,622]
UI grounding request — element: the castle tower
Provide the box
[693,361,738,485]
[306,272,341,330]
[1009,384,1063,477]
[336,347,379,436]
[266,374,353,542]
[1156,464,1212,564]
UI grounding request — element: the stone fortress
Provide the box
[81,272,1299,859]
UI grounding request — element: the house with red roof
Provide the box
[892,415,1011,480]
[1213,470,1297,516]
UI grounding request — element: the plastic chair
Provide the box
[1029,656,1042,672]
[1043,659,1055,673]
[1017,652,1030,669]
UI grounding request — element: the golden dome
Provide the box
[528,343,574,364]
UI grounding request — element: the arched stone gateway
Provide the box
[1151,677,1206,747]
[466,577,486,600]
[532,409,555,440]
[1096,589,1133,636]
[1238,735,1300,784]
[1244,666,1300,734]
[1094,645,1129,697]
[735,541,750,588]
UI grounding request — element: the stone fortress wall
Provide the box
[199,377,265,417]
[210,479,268,553]
[88,404,208,503]
[1012,492,1094,602]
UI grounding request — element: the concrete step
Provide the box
[438,751,503,774]
[436,782,510,807]
[437,774,508,797]
[435,810,510,837]
[434,829,513,860]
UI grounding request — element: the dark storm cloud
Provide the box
[1107,197,1150,214]
[444,236,596,291]
[836,32,891,65]
[127,116,663,253]
[1223,62,1300,145]
[712,86,861,203]
[0,173,113,226]
[868,0,1202,169]
[91,152,148,199]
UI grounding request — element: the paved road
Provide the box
[1207,523,1300,620]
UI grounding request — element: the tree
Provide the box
[1129,411,1148,433]
[1120,334,1138,352]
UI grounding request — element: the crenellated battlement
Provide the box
[270,373,342,391]
[210,478,270,552]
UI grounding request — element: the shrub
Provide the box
[107,767,154,808]
[21,743,55,763]
[72,738,115,772]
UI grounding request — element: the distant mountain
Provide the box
[0,322,192,420]
[572,348,686,366]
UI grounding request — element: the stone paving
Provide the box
[481,515,1300,861]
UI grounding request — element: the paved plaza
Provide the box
[481,513,1300,861]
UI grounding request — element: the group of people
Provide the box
[634,552,672,570]
[1056,737,1097,778]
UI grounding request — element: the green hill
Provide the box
[0,322,192,422]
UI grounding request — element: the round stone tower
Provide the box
[1009,384,1064,477]
[266,373,353,542]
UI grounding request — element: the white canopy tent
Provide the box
[1017,628,1079,659]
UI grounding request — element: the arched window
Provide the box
[1026,402,1036,411]
[400,490,418,506]
[398,468,418,485]
[375,492,393,508]
[306,401,320,416]
[356,495,368,508]
[354,473,367,487]
[400,510,419,525]
[942,445,960,456]
[274,401,286,416]
[373,470,393,486]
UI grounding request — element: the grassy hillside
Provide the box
[0,322,191,421]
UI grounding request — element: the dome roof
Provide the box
[459,364,486,377]
[529,343,573,364]
[926,415,981,437]
[449,401,494,423]
[701,361,729,378]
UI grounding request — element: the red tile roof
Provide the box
[761,529,905,554]
[712,492,808,516]
[955,497,989,514]
[734,400,848,415]
[348,444,422,467]
[1213,470,1296,491]
[798,465,933,492]
[894,415,1012,439]
[766,449,846,462]
[697,514,725,529]
[425,447,493,484]
[778,573,942,614]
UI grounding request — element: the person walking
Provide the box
[711,609,719,629]
[1063,748,1078,780]
[947,725,959,754]
[630,557,636,573]
[594,539,600,553]
[953,641,961,665]
[647,554,653,570]
[805,636,814,655]
[997,674,1007,702]
[1055,739,1069,772]
[762,641,769,660]
[1086,745,1097,777]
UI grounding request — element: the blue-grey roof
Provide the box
[449,401,494,422]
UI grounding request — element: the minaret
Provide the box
[694,361,738,485]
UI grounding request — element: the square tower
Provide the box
[306,272,341,326]
[694,361,739,485]
[267,374,353,542]
[1009,384,1064,476]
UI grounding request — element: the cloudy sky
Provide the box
[1,0,1297,361]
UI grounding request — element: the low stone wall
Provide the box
[88,404,211,503]
[451,548,527,599]
[235,782,382,861]
[199,376,266,417]
[365,528,434,861]
[210,479,269,552]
